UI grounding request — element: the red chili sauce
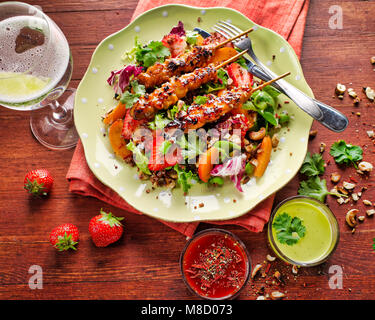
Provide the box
[182,231,249,299]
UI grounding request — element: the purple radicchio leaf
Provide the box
[211,154,247,192]
[106,65,143,95]
[169,21,186,37]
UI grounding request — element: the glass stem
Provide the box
[49,100,69,124]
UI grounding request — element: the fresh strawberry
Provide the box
[89,209,124,247]
[24,169,53,197]
[121,109,146,140]
[49,223,79,251]
[148,132,182,171]
[161,33,187,58]
[227,62,253,87]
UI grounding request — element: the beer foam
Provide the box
[0,15,70,104]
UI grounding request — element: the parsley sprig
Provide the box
[300,152,325,177]
[329,140,363,168]
[273,212,306,246]
[298,176,336,202]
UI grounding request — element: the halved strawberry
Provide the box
[148,132,182,171]
[161,33,187,58]
[227,62,253,87]
[121,109,146,140]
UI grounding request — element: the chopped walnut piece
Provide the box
[365,87,375,101]
[343,181,356,190]
[270,291,286,300]
[363,199,372,206]
[330,172,341,183]
[351,193,359,202]
[346,209,358,227]
[251,264,262,279]
[319,142,326,153]
[358,161,373,172]
[358,216,365,222]
[335,83,346,95]
[309,130,317,139]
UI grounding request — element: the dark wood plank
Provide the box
[0,0,374,300]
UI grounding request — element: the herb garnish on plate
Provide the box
[273,212,306,246]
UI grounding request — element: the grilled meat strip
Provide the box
[130,66,218,120]
[167,87,252,132]
[137,45,215,89]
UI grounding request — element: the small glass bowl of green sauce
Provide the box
[268,196,339,267]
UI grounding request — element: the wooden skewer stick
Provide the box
[214,27,254,50]
[215,50,248,69]
[251,72,291,93]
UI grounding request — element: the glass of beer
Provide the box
[0,2,78,150]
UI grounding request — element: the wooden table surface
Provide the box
[0,0,374,300]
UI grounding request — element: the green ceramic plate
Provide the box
[74,4,313,223]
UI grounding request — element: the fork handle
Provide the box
[248,64,348,132]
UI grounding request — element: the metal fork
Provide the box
[212,21,348,133]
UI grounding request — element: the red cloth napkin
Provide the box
[67,0,309,237]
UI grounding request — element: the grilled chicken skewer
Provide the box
[130,50,248,120]
[167,72,291,132]
[137,27,253,89]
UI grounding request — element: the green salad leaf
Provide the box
[300,152,325,176]
[298,176,335,202]
[168,102,188,119]
[212,140,241,160]
[273,212,306,246]
[126,141,151,175]
[120,80,146,108]
[174,164,198,194]
[202,68,228,93]
[193,95,208,105]
[247,86,282,127]
[329,140,363,168]
[135,40,170,67]
[208,176,224,186]
[148,112,171,130]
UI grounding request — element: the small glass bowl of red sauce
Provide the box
[180,228,251,300]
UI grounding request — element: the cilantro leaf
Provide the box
[120,80,146,108]
[272,212,306,246]
[135,40,170,67]
[300,152,325,176]
[329,140,363,168]
[298,176,335,202]
[173,164,198,194]
[373,238,375,252]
